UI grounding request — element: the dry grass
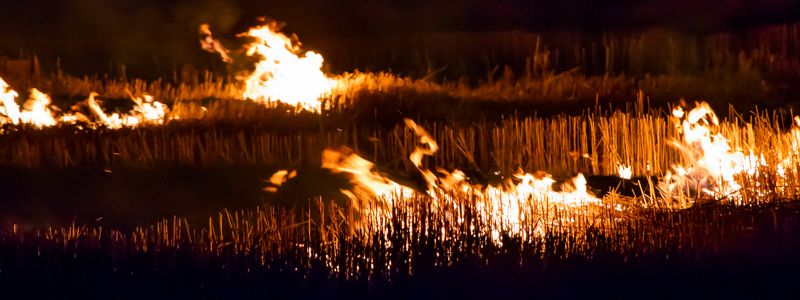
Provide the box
[2,191,795,284]
[1,100,796,181]
[4,21,797,109]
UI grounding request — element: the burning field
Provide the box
[2,8,800,299]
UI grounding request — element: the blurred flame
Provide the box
[0,77,21,125]
[19,89,57,127]
[199,24,233,64]
[264,169,297,193]
[617,164,632,179]
[130,93,168,125]
[322,147,416,201]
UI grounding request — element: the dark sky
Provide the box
[1,0,799,76]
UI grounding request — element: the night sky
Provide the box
[1,0,799,76]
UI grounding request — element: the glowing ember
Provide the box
[240,21,336,111]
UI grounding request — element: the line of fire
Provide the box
[1,1,799,298]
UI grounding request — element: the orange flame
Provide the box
[0,76,168,129]
[0,77,21,125]
[1,78,57,127]
[319,119,602,240]
[264,169,297,193]
[19,89,57,127]
[240,21,336,111]
[199,24,233,64]
[660,102,763,204]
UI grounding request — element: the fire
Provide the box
[199,24,233,64]
[0,77,21,125]
[775,116,800,187]
[319,118,602,239]
[0,76,168,130]
[240,21,336,111]
[322,147,417,201]
[19,89,57,127]
[264,169,297,193]
[403,118,441,193]
[617,164,632,179]
[659,102,764,204]
[130,93,169,125]
[1,78,56,127]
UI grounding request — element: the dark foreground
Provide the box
[0,200,798,299]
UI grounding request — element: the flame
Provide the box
[792,116,800,155]
[319,118,602,239]
[240,21,336,111]
[777,116,800,180]
[0,77,21,125]
[322,147,416,201]
[617,164,632,179]
[480,171,601,242]
[0,76,168,130]
[130,93,169,125]
[403,118,440,193]
[321,146,417,230]
[19,89,57,127]
[199,24,233,64]
[659,102,763,204]
[264,169,297,193]
[64,91,169,128]
[1,78,57,127]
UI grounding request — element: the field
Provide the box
[1,19,800,298]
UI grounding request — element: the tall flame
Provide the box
[0,77,21,125]
[240,21,336,111]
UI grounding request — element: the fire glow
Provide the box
[0,76,168,129]
[241,22,336,111]
[660,102,800,206]
[269,104,800,242]
[200,21,337,111]
[316,119,603,242]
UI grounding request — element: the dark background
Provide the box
[1,0,800,78]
